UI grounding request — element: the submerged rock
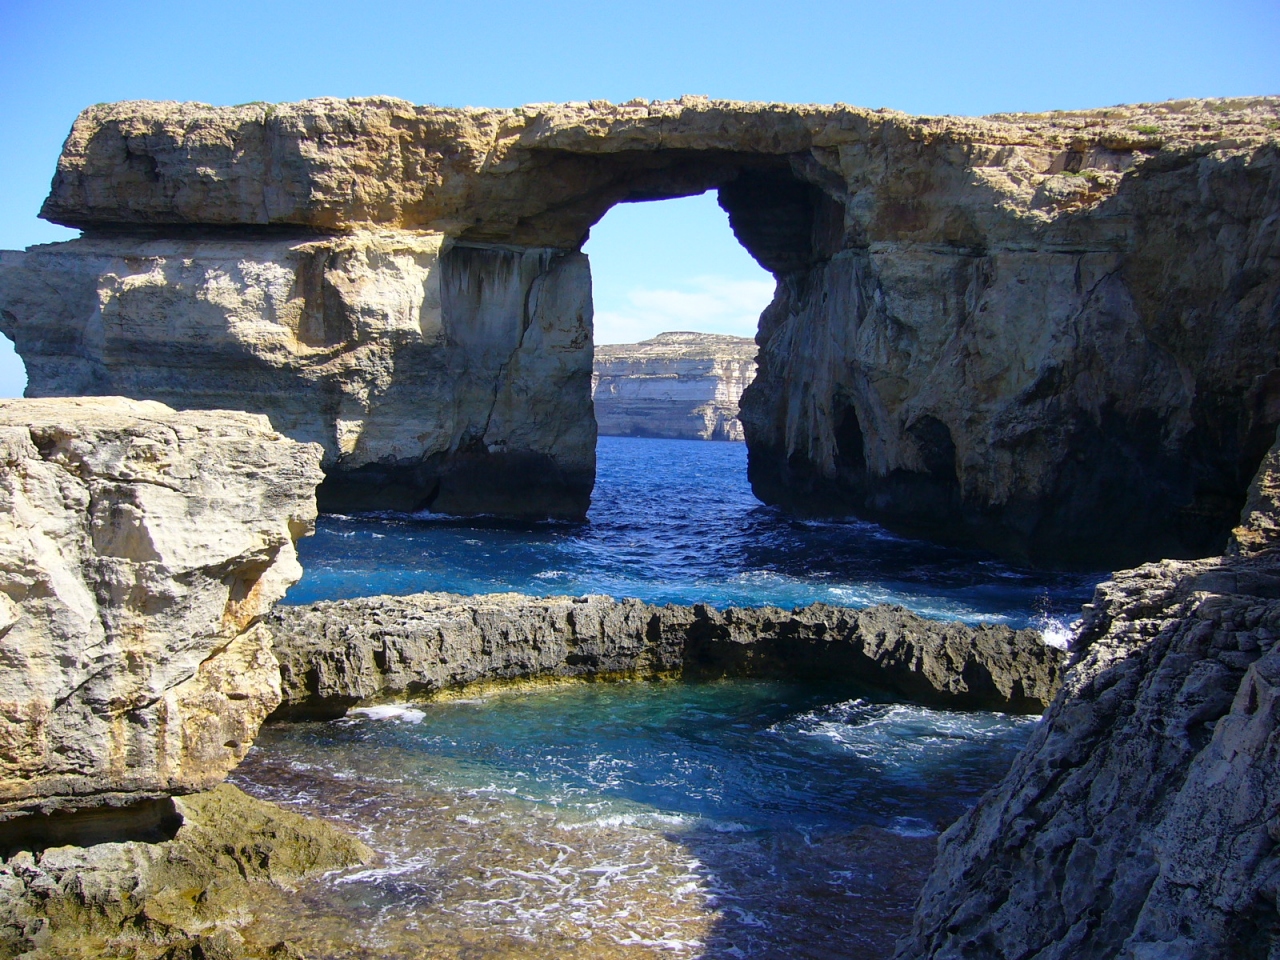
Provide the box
[4,96,1277,562]
[0,398,323,825]
[0,783,372,960]
[592,332,757,441]
[896,431,1280,959]
[266,593,1063,718]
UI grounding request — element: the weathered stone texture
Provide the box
[593,332,756,440]
[266,592,1063,719]
[0,397,323,820]
[741,128,1280,566]
[4,94,1278,559]
[897,430,1280,959]
[0,234,595,517]
[0,783,372,960]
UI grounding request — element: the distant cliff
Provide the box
[592,332,756,441]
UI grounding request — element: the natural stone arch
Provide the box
[4,95,1280,565]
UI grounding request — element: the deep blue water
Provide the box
[271,680,1035,836]
[289,436,1100,630]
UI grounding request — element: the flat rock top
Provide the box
[0,396,278,435]
[37,95,1280,240]
[55,93,1280,155]
[595,332,758,362]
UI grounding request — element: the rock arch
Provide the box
[3,95,1279,565]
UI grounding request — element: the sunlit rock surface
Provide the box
[898,429,1280,959]
[2,94,1278,558]
[0,235,595,518]
[267,593,1064,718]
[0,397,322,822]
[593,332,756,441]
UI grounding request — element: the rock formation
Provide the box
[592,331,757,440]
[2,95,1277,562]
[0,397,323,827]
[896,429,1280,959]
[0,783,372,960]
[0,236,594,518]
[266,593,1063,719]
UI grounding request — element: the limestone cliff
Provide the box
[0,397,323,824]
[0,235,595,518]
[3,95,1278,560]
[266,593,1063,718]
[593,331,756,440]
[896,430,1280,959]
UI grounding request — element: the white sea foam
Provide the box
[1035,615,1081,650]
[347,704,427,723]
[559,811,690,831]
[887,816,937,838]
[336,855,434,884]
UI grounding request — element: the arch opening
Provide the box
[584,191,773,445]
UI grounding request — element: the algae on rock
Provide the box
[0,784,372,960]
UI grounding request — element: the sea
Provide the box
[231,436,1103,958]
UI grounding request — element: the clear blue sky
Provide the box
[1,0,1277,388]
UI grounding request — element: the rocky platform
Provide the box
[592,331,756,441]
[266,593,1063,719]
[3,96,1277,564]
[0,784,372,960]
[896,431,1280,959]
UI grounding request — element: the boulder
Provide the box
[0,398,323,824]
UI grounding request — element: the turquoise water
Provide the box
[288,436,1100,630]
[236,679,1036,957]
[242,436,1077,956]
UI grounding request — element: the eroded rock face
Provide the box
[0,234,595,518]
[0,783,372,960]
[4,94,1278,557]
[593,332,757,440]
[0,398,323,821]
[266,592,1063,719]
[896,431,1280,959]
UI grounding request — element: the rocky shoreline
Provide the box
[896,432,1280,959]
[267,592,1062,719]
[0,91,1277,958]
[0,398,1277,957]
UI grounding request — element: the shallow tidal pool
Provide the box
[231,679,1036,959]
